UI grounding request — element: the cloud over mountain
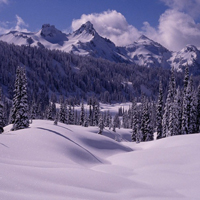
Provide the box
[71,10,140,47]
[71,1,200,51]
[15,15,29,32]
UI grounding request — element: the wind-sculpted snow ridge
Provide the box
[1,21,200,71]
[1,120,200,199]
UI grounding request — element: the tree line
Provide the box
[0,65,200,141]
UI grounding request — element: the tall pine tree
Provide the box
[11,67,29,130]
[162,69,176,137]
[131,98,138,142]
[196,85,200,132]
[156,80,163,139]
[182,75,193,134]
[0,88,4,133]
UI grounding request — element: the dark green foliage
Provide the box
[131,99,138,142]
[11,67,29,131]
[156,80,163,139]
[0,88,4,133]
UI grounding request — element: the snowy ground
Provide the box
[0,120,200,200]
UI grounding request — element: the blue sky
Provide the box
[0,0,200,50]
[0,0,167,31]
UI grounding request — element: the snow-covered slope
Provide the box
[124,35,171,68]
[1,120,200,200]
[0,22,128,63]
[168,45,200,73]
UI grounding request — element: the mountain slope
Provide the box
[64,21,129,62]
[0,21,200,71]
[0,120,200,199]
[168,45,200,74]
[0,22,128,63]
[124,35,171,68]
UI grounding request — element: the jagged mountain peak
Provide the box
[74,21,97,36]
[137,34,151,42]
[181,44,199,53]
[135,34,166,49]
[40,24,62,38]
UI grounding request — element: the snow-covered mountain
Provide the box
[123,35,171,68]
[0,22,129,63]
[1,21,200,71]
[169,45,200,73]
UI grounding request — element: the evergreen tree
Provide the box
[183,64,189,95]
[51,101,56,119]
[80,102,85,126]
[122,110,129,128]
[68,104,74,124]
[98,114,104,134]
[46,102,53,120]
[105,110,110,127]
[74,110,79,125]
[54,111,58,125]
[162,73,176,137]
[114,113,120,129]
[59,97,66,123]
[182,76,193,134]
[88,98,93,126]
[156,80,163,139]
[11,67,29,130]
[196,85,200,132]
[10,67,21,124]
[170,67,176,96]
[0,88,4,133]
[72,106,75,125]
[83,112,88,127]
[141,100,153,141]
[30,101,37,120]
[64,100,68,124]
[131,99,138,142]
[109,115,112,130]
[173,88,182,135]
[94,103,100,126]
[188,77,197,133]
[112,119,116,132]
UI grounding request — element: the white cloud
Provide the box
[15,15,28,32]
[71,10,140,46]
[0,0,9,5]
[71,8,200,51]
[141,0,200,51]
[71,0,200,51]
[0,15,29,34]
[161,0,200,18]
[158,9,200,50]
[142,9,200,51]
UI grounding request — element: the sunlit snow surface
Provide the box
[0,118,200,200]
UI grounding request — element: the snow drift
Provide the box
[0,120,200,200]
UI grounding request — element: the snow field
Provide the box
[0,120,200,199]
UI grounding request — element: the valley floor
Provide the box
[0,120,200,200]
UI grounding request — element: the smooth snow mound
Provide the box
[0,120,200,200]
